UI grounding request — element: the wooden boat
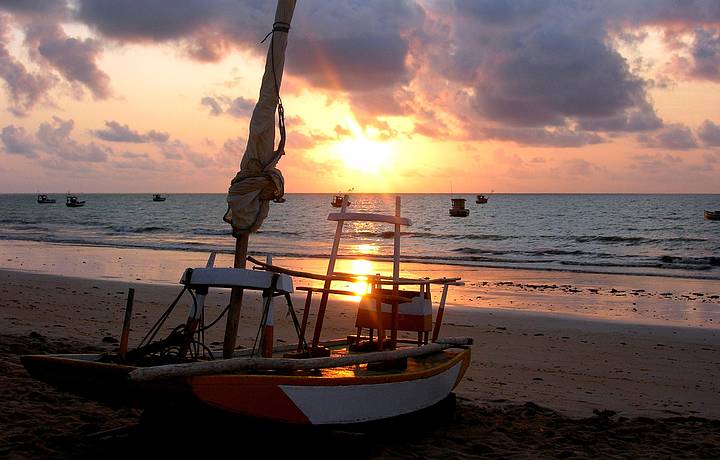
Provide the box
[65,195,85,207]
[705,210,720,221]
[22,197,470,425]
[476,194,488,204]
[36,194,56,204]
[22,3,470,426]
[449,198,470,217]
[331,194,350,208]
[152,193,167,202]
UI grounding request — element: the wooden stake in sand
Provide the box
[119,288,134,360]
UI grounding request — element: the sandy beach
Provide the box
[2,242,720,457]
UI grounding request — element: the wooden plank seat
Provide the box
[180,267,293,294]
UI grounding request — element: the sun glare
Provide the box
[347,259,374,296]
[334,119,395,174]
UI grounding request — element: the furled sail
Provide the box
[224,0,296,235]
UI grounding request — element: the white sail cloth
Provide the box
[224,0,296,235]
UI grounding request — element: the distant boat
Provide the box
[449,198,470,217]
[331,194,350,208]
[705,210,720,221]
[65,195,85,207]
[37,194,56,204]
[153,193,167,202]
[475,194,488,204]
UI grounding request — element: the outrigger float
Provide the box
[21,0,471,425]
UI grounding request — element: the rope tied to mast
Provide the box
[261,21,290,201]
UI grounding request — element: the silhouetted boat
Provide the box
[475,194,488,204]
[37,194,56,204]
[331,194,350,208]
[449,198,469,217]
[152,194,166,202]
[705,210,720,221]
[65,196,85,207]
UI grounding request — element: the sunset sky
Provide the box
[1,0,720,193]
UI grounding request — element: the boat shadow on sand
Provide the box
[3,332,720,459]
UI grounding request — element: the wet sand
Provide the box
[1,264,720,457]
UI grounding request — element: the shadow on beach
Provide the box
[2,333,719,459]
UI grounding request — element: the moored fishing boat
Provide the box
[331,192,352,208]
[705,210,720,221]
[65,195,85,207]
[449,198,470,217]
[37,194,56,204]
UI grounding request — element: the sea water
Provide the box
[1,193,718,279]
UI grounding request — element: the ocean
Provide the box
[1,193,719,279]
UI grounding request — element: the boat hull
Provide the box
[22,348,470,425]
[449,209,470,217]
[705,210,720,221]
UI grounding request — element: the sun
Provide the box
[334,120,395,174]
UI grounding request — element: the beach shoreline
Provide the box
[2,239,719,328]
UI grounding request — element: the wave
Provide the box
[109,225,170,234]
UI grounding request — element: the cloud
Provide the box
[93,120,169,143]
[638,123,698,150]
[201,96,223,116]
[698,120,720,146]
[76,1,424,110]
[227,96,254,118]
[577,101,663,133]
[36,116,110,162]
[480,126,604,148]
[0,15,55,115]
[630,153,682,173]
[688,28,720,81]
[1,124,38,157]
[24,22,111,99]
[201,95,255,118]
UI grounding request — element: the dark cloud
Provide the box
[93,120,169,143]
[577,101,662,133]
[453,0,550,26]
[471,26,647,127]
[0,0,68,16]
[638,123,698,150]
[25,22,111,99]
[480,126,604,148]
[698,120,720,146]
[0,15,55,115]
[688,28,720,81]
[1,124,38,157]
[76,0,224,42]
[76,1,423,110]
[36,116,110,162]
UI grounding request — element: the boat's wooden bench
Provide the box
[180,267,293,294]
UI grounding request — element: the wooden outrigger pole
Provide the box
[223,0,297,359]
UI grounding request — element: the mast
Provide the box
[223,0,297,359]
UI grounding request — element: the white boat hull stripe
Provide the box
[279,362,461,424]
